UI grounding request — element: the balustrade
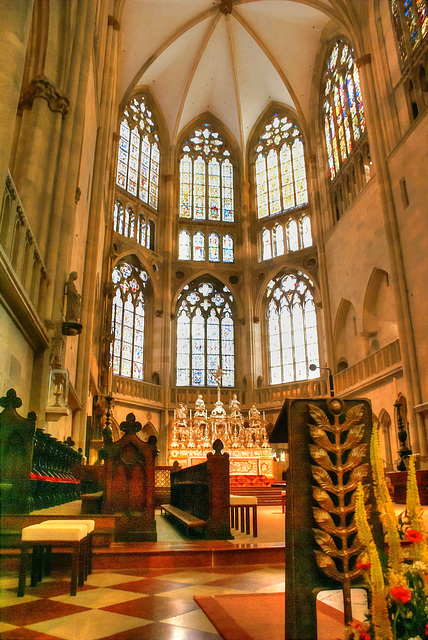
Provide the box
[333,338,401,393]
[112,376,163,403]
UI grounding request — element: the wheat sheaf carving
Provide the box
[309,400,370,624]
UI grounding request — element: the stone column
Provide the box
[0,1,34,192]
[241,177,256,400]
[356,53,426,456]
[74,12,120,448]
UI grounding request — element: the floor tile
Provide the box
[72,572,146,588]
[157,584,237,600]
[51,587,147,609]
[102,594,199,621]
[26,609,151,640]
[0,590,40,608]
[158,571,230,584]
[24,580,97,599]
[1,599,88,627]
[0,628,62,640]
[0,622,18,633]
[99,621,221,640]
[108,577,192,595]
[162,608,219,634]
[254,582,285,593]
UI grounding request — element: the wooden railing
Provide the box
[112,376,163,403]
[333,338,401,393]
[0,173,49,347]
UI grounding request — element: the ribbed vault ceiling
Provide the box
[119,0,349,151]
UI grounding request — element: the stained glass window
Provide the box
[255,113,308,218]
[179,124,234,221]
[287,220,299,252]
[115,96,160,209]
[300,215,312,248]
[390,0,427,62]
[323,41,366,180]
[266,272,319,384]
[274,225,284,257]
[223,234,234,263]
[209,232,220,262]
[193,231,205,261]
[178,229,191,260]
[262,228,272,260]
[176,279,235,387]
[111,262,149,381]
[113,200,124,234]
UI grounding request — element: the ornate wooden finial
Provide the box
[212,438,224,454]
[120,412,142,435]
[0,388,23,410]
[219,0,232,15]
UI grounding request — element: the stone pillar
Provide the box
[74,12,120,448]
[241,178,256,399]
[360,331,370,357]
[0,1,34,192]
[356,53,426,456]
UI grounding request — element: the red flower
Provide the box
[404,528,423,543]
[390,585,412,603]
[356,561,371,571]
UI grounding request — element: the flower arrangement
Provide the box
[347,424,428,640]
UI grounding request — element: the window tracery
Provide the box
[111,262,149,381]
[254,114,308,219]
[116,95,160,209]
[176,279,235,388]
[260,214,312,261]
[179,124,234,221]
[266,271,319,384]
[178,229,235,263]
[390,0,427,63]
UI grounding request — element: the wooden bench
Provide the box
[81,491,104,514]
[160,504,206,536]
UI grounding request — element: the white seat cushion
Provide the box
[230,495,258,505]
[22,524,87,542]
[40,520,95,533]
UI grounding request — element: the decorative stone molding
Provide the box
[18,75,70,119]
[253,316,260,324]
[108,15,120,31]
[5,174,17,199]
[155,309,163,317]
[74,187,81,204]
[238,317,245,325]
[356,54,372,69]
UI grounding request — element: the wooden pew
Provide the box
[161,439,231,540]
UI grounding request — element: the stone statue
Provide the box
[249,403,260,421]
[194,394,206,416]
[65,271,81,322]
[211,399,226,417]
[176,403,187,421]
[229,393,241,417]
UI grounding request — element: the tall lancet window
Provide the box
[179,124,234,221]
[176,280,235,388]
[323,41,366,181]
[116,95,160,210]
[266,272,319,384]
[255,114,308,219]
[111,262,149,381]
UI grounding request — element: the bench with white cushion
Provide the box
[38,519,95,578]
[18,523,88,597]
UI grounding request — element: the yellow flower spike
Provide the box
[355,482,393,640]
[370,422,402,574]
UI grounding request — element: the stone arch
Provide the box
[333,298,363,370]
[362,267,398,350]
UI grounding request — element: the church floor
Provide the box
[0,564,364,640]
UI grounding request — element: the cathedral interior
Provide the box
[0,0,428,637]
